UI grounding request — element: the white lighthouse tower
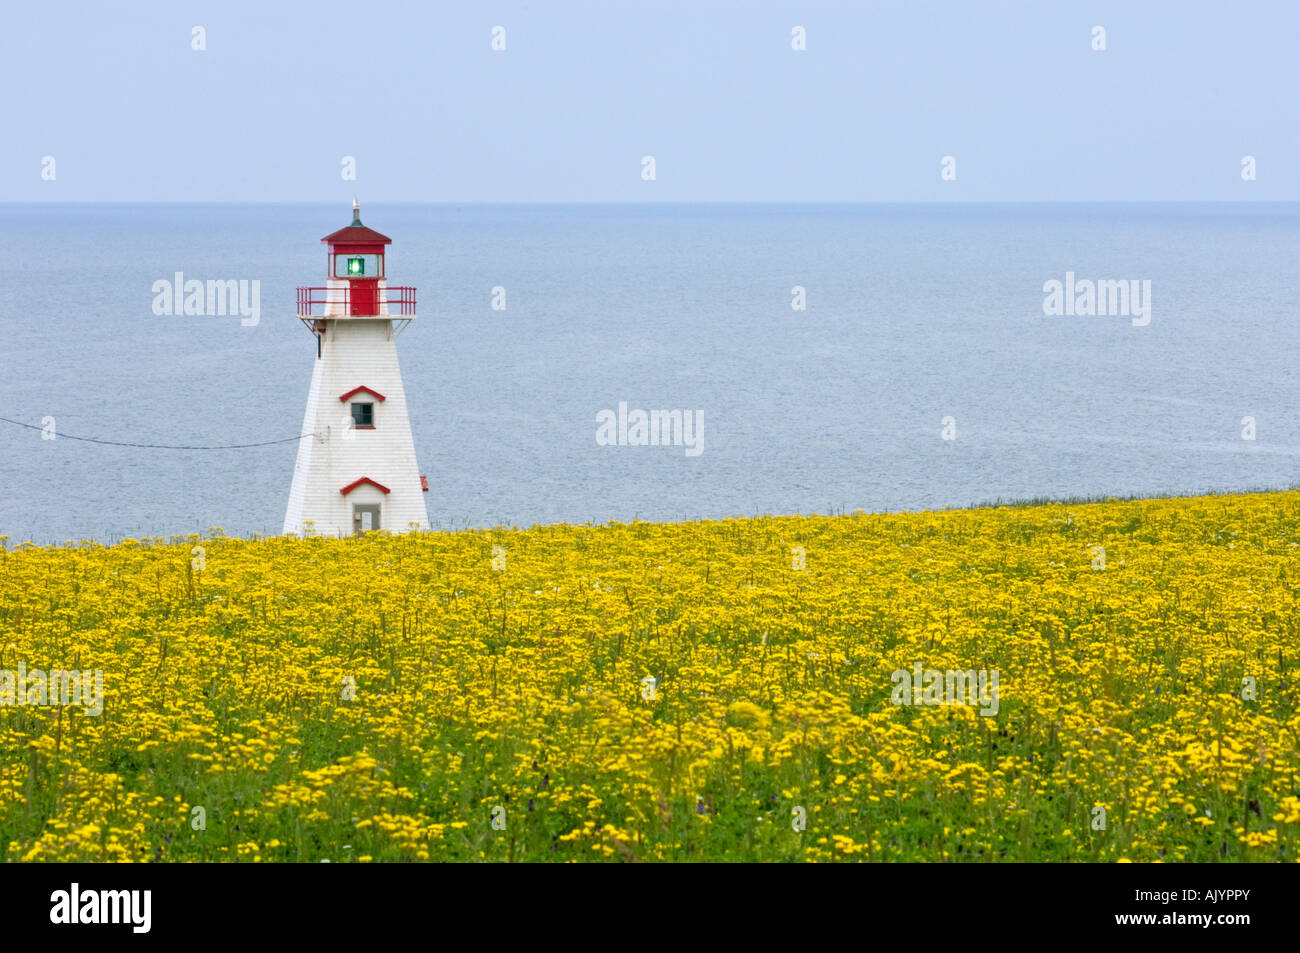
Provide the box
[283,201,429,537]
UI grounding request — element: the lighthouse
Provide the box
[283,201,429,537]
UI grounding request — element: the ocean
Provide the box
[2,202,1298,544]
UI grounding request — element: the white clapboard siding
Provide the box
[283,277,428,537]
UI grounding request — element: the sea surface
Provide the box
[2,202,1299,544]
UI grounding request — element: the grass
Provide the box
[1,489,1298,861]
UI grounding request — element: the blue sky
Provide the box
[4,0,1297,202]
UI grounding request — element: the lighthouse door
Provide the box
[352,504,381,535]
[350,279,379,316]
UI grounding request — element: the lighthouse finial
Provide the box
[351,198,362,226]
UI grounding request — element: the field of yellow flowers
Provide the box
[1,491,1298,862]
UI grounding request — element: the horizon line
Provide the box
[4,198,1298,206]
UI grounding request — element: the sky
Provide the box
[3,0,1297,202]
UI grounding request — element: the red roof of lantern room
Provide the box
[340,476,391,496]
[322,200,392,248]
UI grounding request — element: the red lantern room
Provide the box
[323,199,391,314]
[296,200,417,349]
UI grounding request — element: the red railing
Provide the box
[296,286,417,318]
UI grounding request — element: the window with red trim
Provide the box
[351,402,374,429]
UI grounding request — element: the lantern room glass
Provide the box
[332,254,383,278]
